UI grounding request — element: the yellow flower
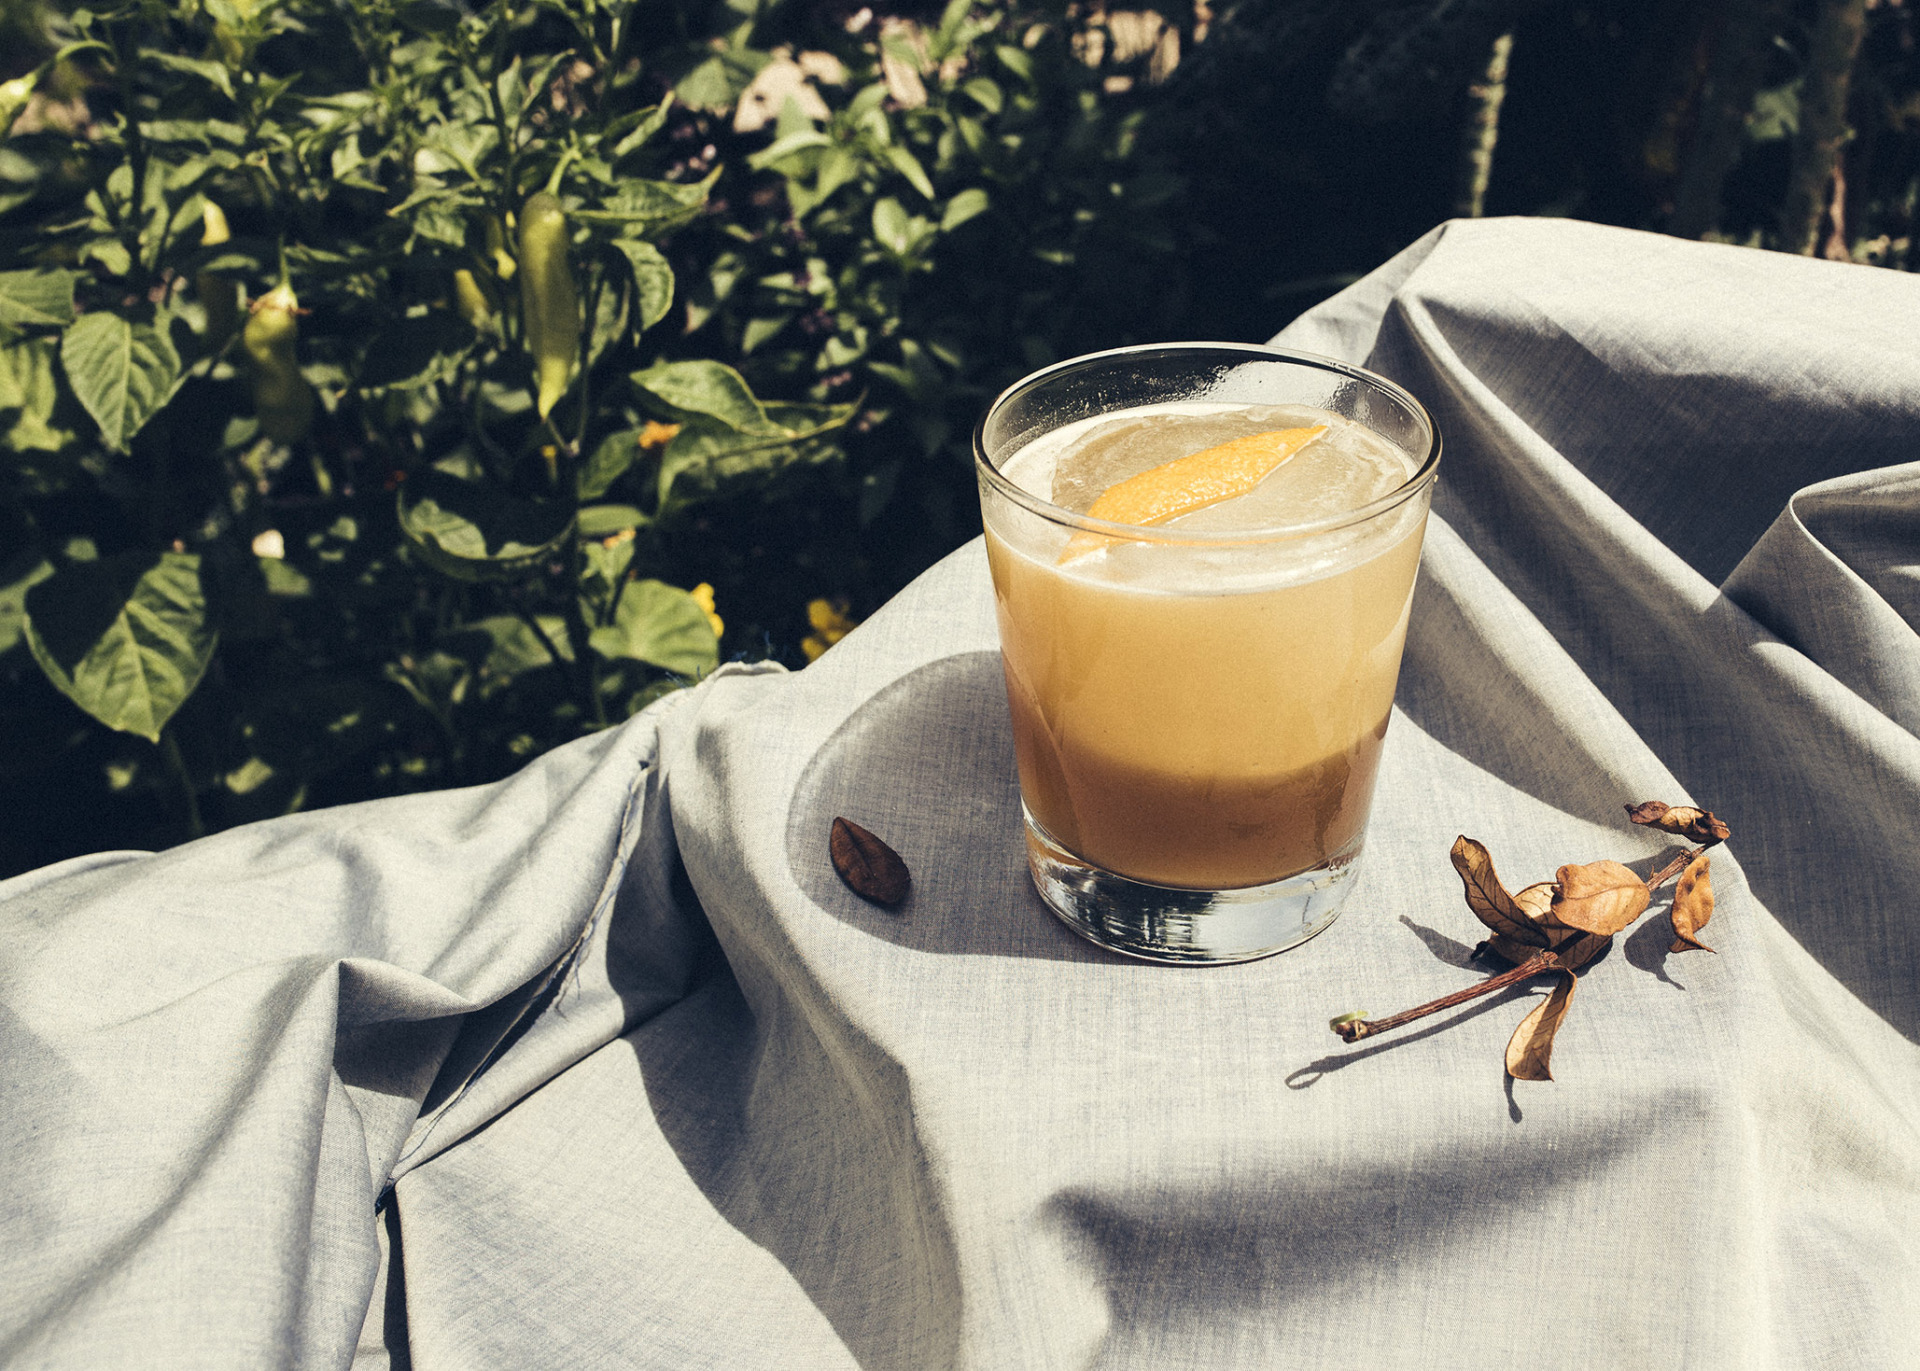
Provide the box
[691,582,724,639]
[801,596,857,661]
[639,420,683,449]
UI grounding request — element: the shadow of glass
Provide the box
[784,650,1113,964]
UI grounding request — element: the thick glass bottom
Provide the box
[1024,807,1360,964]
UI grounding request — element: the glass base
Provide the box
[1024,808,1360,964]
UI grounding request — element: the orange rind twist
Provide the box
[1060,425,1327,563]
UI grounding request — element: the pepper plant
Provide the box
[0,0,1196,867]
[0,0,861,840]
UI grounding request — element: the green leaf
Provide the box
[418,121,499,180]
[608,239,675,334]
[22,551,216,743]
[588,579,718,677]
[675,50,767,113]
[589,277,630,366]
[608,98,674,160]
[142,50,235,100]
[872,197,911,255]
[742,314,791,354]
[789,144,862,218]
[961,77,1003,114]
[60,311,180,452]
[655,400,855,510]
[579,537,636,621]
[0,554,54,655]
[933,0,975,53]
[386,651,471,718]
[440,614,571,695]
[748,128,831,171]
[578,429,642,501]
[0,336,68,452]
[260,557,311,598]
[762,400,859,439]
[80,237,134,277]
[631,357,780,432]
[941,187,989,232]
[224,755,275,795]
[1750,81,1800,142]
[397,471,576,582]
[574,174,715,236]
[883,144,935,201]
[396,1,462,35]
[576,504,649,538]
[0,269,77,328]
[412,203,472,249]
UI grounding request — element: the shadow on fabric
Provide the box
[784,650,1114,964]
[621,885,968,1368]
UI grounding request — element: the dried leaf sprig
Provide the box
[1329,800,1730,1081]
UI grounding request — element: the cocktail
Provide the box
[974,344,1440,962]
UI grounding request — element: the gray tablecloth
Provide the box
[4,217,1918,1370]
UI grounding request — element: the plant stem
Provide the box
[515,605,568,669]
[1453,31,1512,219]
[1333,950,1560,1043]
[544,144,581,196]
[1780,0,1868,255]
[160,729,205,840]
[1645,845,1705,891]
[559,547,608,730]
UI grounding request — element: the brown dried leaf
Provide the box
[1450,837,1548,946]
[1512,883,1602,966]
[1476,933,1543,966]
[1550,860,1651,936]
[1470,886,1557,965]
[1670,851,1715,953]
[830,816,911,906]
[1513,882,1553,920]
[1506,970,1577,1081]
[1625,800,1731,846]
[1546,928,1612,972]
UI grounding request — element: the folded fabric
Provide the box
[3,217,1916,1370]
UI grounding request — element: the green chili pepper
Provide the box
[452,268,495,330]
[197,203,242,348]
[517,192,578,421]
[486,215,517,282]
[244,282,315,444]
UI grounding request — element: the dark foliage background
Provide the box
[0,0,1906,876]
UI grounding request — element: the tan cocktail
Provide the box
[975,346,1439,962]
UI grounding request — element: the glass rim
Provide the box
[973,341,1443,544]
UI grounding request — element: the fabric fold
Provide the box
[4,218,1919,1371]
